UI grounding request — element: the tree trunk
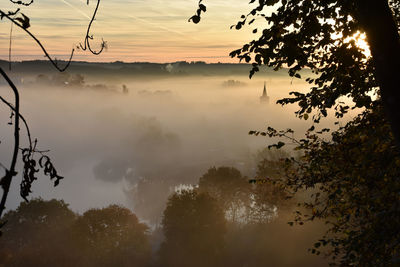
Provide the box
[356,0,400,149]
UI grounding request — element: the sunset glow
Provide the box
[0,0,260,63]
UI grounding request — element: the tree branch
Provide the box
[0,67,20,219]
[0,10,74,72]
[0,95,32,150]
[79,0,106,55]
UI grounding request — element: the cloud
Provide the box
[58,0,91,20]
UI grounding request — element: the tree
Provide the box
[158,189,226,267]
[198,166,289,224]
[0,198,77,266]
[192,1,400,147]
[71,205,151,267]
[198,166,249,222]
[0,201,151,267]
[251,149,292,222]
[0,0,105,230]
[191,0,400,265]
[274,105,400,266]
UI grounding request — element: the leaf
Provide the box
[15,13,30,29]
[199,4,206,12]
[268,141,285,149]
[276,141,285,148]
[189,15,200,24]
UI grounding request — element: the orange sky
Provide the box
[0,0,270,63]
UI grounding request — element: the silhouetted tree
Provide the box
[198,166,249,223]
[72,205,151,267]
[192,0,400,147]
[198,166,289,224]
[0,198,76,266]
[158,189,226,267]
[192,1,400,264]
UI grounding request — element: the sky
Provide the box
[0,0,267,63]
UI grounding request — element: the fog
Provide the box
[0,64,361,266]
[0,67,353,215]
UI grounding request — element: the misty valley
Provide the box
[1,0,399,265]
[0,61,347,266]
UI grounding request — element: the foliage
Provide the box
[72,205,151,267]
[249,105,400,265]
[223,219,327,267]
[191,0,400,265]
[198,166,249,222]
[191,0,390,119]
[0,200,151,267]
[0,198,76,266]
[252,149,293,221]
[158,189,226,267]
[281,105,400,266]
[198,166,289,224]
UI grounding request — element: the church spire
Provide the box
[260,81,269,103]
[263,81,267,96]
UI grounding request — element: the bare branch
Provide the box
[0,67,20,219]
[0,10,74,72]
[9,0,34,7]
[9,19,13,70]
[79,0,106,55]
[0,95,32,150]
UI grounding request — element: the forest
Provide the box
[0,161,328,267]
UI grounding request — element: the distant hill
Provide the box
[0,60,297,79]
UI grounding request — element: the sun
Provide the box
[332,30,371,58]
[354,32,371,58]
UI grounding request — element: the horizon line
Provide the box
[0,59,254,65]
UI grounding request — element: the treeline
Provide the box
[0,163,327,267]
[0,60,292,80]
[0,200,150,267]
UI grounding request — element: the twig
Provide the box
[79,0,106,55]
[8,19,13,71]
[9,0,34,6]
[0,10,74,72]
[0,67,20,218]
[0,96,31,150]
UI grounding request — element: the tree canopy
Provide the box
[198,166,289,224]
[72,205,151,267]
[158,189,226,267]
[0,199,151,267]
[0,199,76,266]
[191,0,400,265]
[192,0,400,145]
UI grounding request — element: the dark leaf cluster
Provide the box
[20,149,63,202]
[189,0,206,24]
[266,105,400,266]
[192,1,389,119]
